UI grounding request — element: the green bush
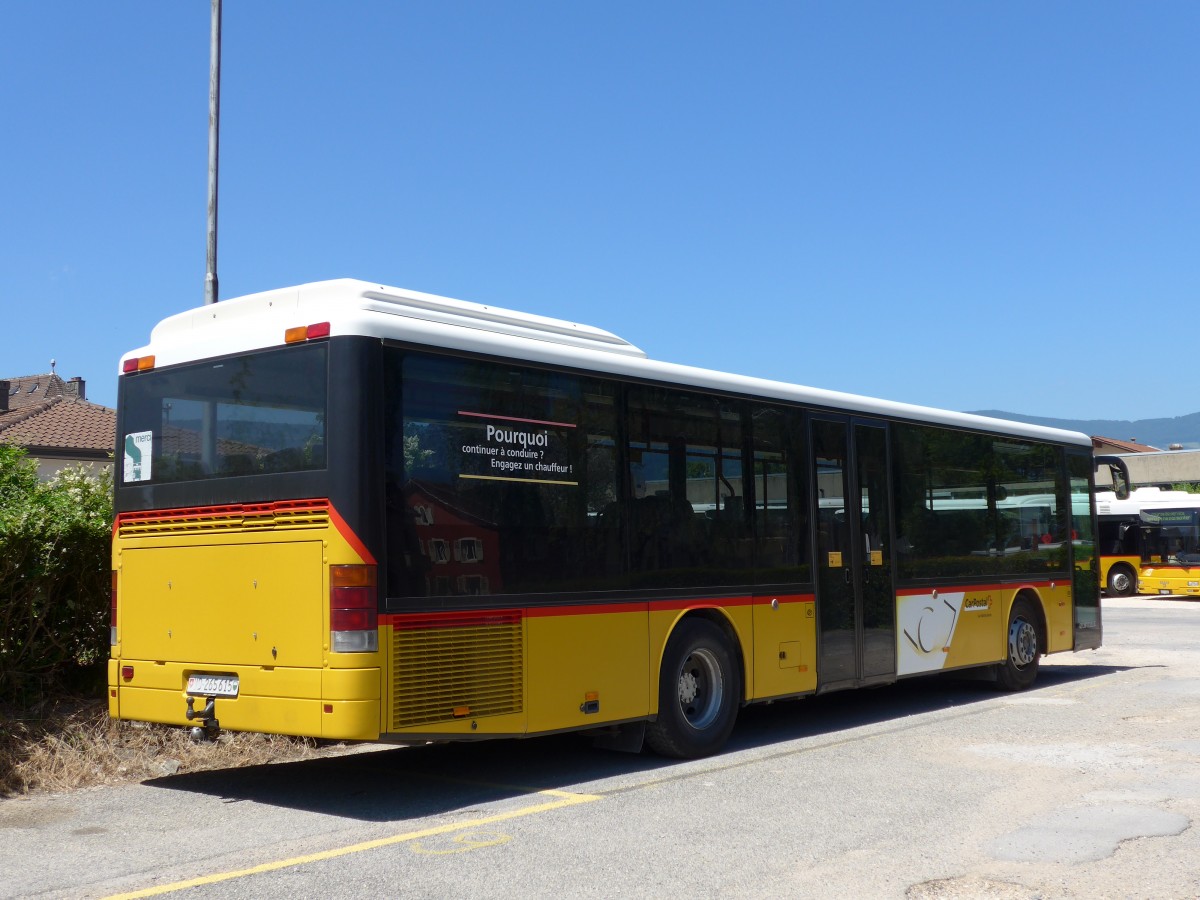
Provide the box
[0,445,112,705]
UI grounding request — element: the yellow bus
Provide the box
[1097,487,1200,597]
[110,279,1100,757]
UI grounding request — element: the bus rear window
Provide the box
[119,344,327,485]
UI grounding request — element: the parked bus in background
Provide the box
[110,280,1101,758]
[1097,486,1200,597]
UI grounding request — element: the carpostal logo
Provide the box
[962,595,993,612]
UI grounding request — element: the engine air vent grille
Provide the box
[391,611,523,729]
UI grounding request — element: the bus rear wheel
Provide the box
[646,619,740,759]
[1107,565,1136,597]
[996,598,1040,691]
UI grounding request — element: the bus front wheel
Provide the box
[646,619,740,759]
[996,598,1040,691]
[1107,565,1136,597]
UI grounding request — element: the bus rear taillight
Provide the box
[110,571,118,645]
[330,565,378,653]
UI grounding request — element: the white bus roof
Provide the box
[120,278,1092,448]
[1095,486,1200,516]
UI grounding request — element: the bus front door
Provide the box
[812,417,896,689]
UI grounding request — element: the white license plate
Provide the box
[186,674,239,698]
[1159,590,1173,595]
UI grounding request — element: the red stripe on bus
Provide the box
[385,610,524,629]
[524,603,646,618]
[385,593,815,626]
[326,504,376,566]
[116,498,333,525]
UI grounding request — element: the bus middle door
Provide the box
[812,416,896,690]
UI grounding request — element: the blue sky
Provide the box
[2,2,1196,419]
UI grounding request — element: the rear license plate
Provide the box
[186,674,239,697]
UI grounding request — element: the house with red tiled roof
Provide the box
[0,372,116,478]
[1091,435,1161,455]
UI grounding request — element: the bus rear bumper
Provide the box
[108,659,381,741]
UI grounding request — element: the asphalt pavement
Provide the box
[1,596,1198,899]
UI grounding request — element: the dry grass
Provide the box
[0,698,343,797]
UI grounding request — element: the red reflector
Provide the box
[331,608,375,631]
[332,585,374,609]
[306,322,331,340]
[121,666,134,681]
[323,704,333,714]
[122,358,139,373]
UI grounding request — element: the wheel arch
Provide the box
[1106,561,1137,596]
[1011,588,1047,659]
[652,607,749,712]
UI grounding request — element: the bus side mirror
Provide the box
[1109,467,1130,500]
[1095,455,1130,500]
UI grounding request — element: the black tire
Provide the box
[646,618,741,759]
[1107,564,1136,597]
[996,598,1040,691]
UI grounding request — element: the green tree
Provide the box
[0,445,113,705]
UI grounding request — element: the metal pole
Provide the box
[204,0,222,305]
[202,0,221,471]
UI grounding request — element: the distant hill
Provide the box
[967,411,1200,450]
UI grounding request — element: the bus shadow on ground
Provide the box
[147,661,1132,822]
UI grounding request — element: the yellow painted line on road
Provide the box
[103,787,600,899]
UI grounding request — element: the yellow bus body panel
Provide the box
[932,589,1001,670]
[111,504,383,741]
[525,609,649,733]
[120,541,324,668]
[751,595,817,699]
[1042,582,1075,652]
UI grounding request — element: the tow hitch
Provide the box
[185,696,221,742]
